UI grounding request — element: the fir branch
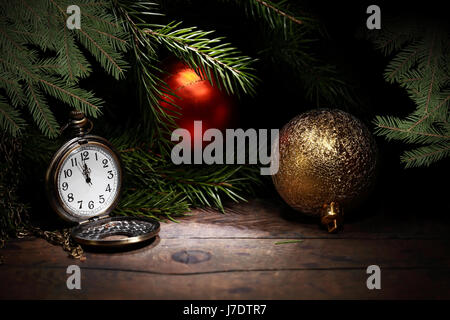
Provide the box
[75,28,128,80]
[38,76,103,117]
[118,143,261,213]
[63,27,76,83]
[254,0,303,25]
[115,0,176,155]
[115,0,259,157]
[25,83,60,138]
[0,96,26,137]
[0,0,129,138]
[219,0,309,32]
[81,11,120,28]
[401,142,450,168]
[0,73,26,107]
[18,0,42,22]
[222,0,355,107]
[372,23,450,168]
[384,42,424,83]
[374,116,450,144]
[109,132,262,216]
[116,189,190,220]
[144,22,258,96]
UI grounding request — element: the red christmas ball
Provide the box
[159,60,236,146]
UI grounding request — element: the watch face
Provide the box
[55,141,121,220]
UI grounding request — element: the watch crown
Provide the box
[70,110,85,121]
[68,111,93,137]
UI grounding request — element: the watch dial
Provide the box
[57,143,120,219]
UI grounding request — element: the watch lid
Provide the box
[71,216,160,247]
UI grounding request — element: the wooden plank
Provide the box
[2,237,450,274]
[1,266,449,299]
[2,198,450,299]
[159,199,450,239]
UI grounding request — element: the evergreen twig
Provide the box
[221,0,356,108]
[371,23,450,168]
[0,0,129,137]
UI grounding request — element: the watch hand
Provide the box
[83,163,92,186]
[78,158,92,186]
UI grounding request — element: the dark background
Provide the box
[84,0,449,223]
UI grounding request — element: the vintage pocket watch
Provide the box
[46,111,159,248]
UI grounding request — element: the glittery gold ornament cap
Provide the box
[272,109,377,232]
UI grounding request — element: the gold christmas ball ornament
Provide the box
[272,109,377,233]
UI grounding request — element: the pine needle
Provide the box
[274,239,304,245]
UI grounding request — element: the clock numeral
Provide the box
[64,169,72,179]
[99,194,105,204]
[105,184,111,192]
[102,159,109,168]
[77,200,83,209]
[62,182,69,191]
[81,151,89,161]
[68,193,74,202]
[71,158,78,167]
[107,170,114,179]
[95,152,98,161]
[88,201,94,209]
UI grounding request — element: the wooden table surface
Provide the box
[1,198,450,299]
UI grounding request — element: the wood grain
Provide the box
[1,198,450,299]
[3,238,450,273]
[161,199,450,239]
[1,266,449,299]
